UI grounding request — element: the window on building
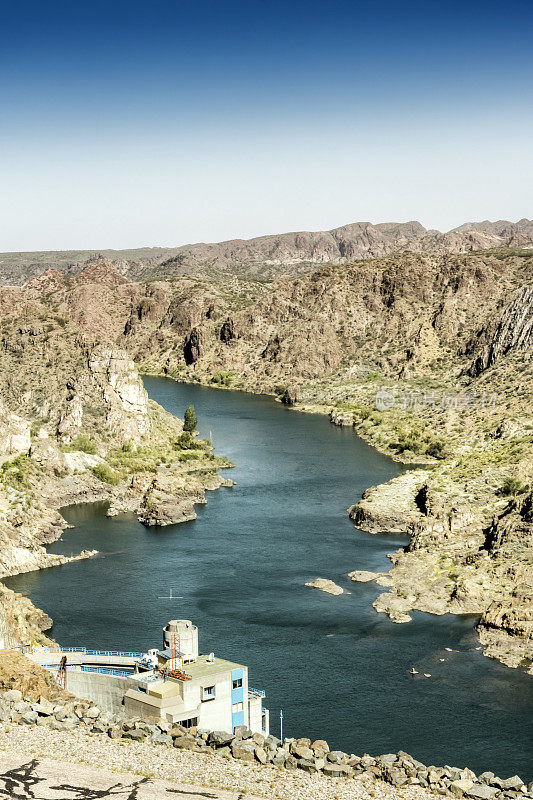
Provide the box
[202,685,215,701]
[232,702,243,713]
[232,678,243,689]
[180,717,198,729]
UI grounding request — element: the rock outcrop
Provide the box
[305,578,344,595]
[466,284,533,376]
[349,472,429,534]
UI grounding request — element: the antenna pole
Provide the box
[280,708,283,741]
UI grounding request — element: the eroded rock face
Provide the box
[281,385,299,406]
[0,402,30,456]
[88,346,151,443]
[466,284,533,376]
[183,327,203,365]
[348,472,430,534]
[219,318,236,343]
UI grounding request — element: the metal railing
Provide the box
[32,647,143,658]
[248,687,266,698]
[40,664,131,678]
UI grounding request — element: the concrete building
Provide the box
[28,619,269,736]
[125,620,269,735]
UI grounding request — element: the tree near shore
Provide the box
[183,405,198,433]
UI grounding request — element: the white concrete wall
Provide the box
[176,669,232,731]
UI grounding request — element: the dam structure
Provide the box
[28,619,269,736]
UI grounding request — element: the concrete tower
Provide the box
[163,620,199,662]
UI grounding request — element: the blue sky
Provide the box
[1,0,532,251]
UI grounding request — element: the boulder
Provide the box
[20,711,38,725]
[328,751,348,764]
[298,759,319,773]
[323,763,354,778]
[234,725,252,740]
[3,690,22,703]
[465,786,500,799]
[290,743,314,760]
[152,733,172,746]
[231,743,255,762]
[378,753,398,769]
[387,767,409,787]
[208,730,234,747]
[451,779,475,796]
[500,777,525,791]
[123,729,146,741]
[272,749,287,767]
[265,734,281,752]
[173,736,199,750]
[311,739,329,753]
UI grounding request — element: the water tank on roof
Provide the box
[163,619,199,661]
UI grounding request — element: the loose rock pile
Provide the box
[1,689,530,798]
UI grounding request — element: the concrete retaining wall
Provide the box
[65,671,130,715]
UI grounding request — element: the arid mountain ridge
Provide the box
[1,217,532,285]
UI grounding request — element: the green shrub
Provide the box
[498,477,529,496]
[1,455,32,488]
[210,370,234,387]
[71,435,97,454]
[92,463,120,485]
[425,438,448,459]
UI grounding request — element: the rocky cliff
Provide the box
[0,286,233,647]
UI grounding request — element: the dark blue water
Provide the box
[6,378,532,778]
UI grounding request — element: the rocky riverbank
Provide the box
[0,658,530,798]
[0,287,233,648]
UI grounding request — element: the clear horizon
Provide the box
[1,0,532,252]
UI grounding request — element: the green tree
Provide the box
[183,405,198,433]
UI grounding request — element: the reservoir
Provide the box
[6,377,532,779]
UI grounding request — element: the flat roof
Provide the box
[170,654,244,681]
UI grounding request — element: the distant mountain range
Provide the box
[0,218,532,285]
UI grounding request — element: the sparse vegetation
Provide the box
[498,477,529,496]
[91,463,120,485]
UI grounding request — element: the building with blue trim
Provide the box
[122,620,269,735]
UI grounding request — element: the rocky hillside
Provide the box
[0,218,531,285]
[0,286,233,647]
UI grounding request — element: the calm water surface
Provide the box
[6,378,532,778]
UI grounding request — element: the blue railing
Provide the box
[35,647,143,658]
[80,666,131,677]
[85,650,144,658]
[41,664,131,678]
[248,687,266,698]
